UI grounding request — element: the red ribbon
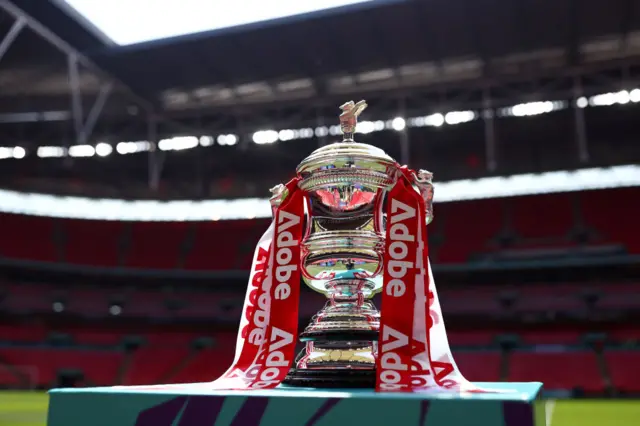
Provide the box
[213,178,304,390]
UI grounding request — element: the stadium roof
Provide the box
[63,0,379,46]
[2,0,639,118]
[1,0,640,195]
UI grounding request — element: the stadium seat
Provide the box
[436,199,502,263]
[604,350,640,393]
[126,222,189,269]
[580,188,640,254]
[0,347,123,387]
[70,330,124,346]
[448,330,498,347]
[608,327,640,344]
[63,219,123,267]
[452,350,502,382]
[0,214,56,262]
[508,350,604,392]
[439,289,502,315]
[512,284,585,314]
[184,220,257,270]
[168,348,233,384]
[510,194,574,239]
[0,324,48,343]
[518,330,582,345]
[122,347,190,385]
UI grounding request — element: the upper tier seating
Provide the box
[1,188,637,271]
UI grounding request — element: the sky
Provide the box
[64,0,374,46]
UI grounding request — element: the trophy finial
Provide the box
[339,100,367,141]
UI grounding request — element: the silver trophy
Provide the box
[283,101,434,388]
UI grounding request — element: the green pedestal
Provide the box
[48,382,544,426]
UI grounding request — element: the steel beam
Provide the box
[398,98,410,166]
[0,16,25,64]
[147,115,162,191]
[573,77,589,164]
[82,82,113,143]
[0,0,154,113]
[482,89,497,172]
[68,54,84,146]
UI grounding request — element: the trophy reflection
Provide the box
[282,101,433,388]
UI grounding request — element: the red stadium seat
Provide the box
[185,220,258,270]
[508,350,603,392]
[122,347,190,385]
[0,362,22,387]
[436,199,503,263]
[0,214,56,262]
[126,222,189,269]
[519,331,582,345]
[0,324,48,343]
[608,327,640,344]
[580,188,640,254]
[168,348,233,384]
[448,331,498,347]
[604,350,640,392]
[63,219,123,267]
[0,347,123,387]
[510,194,574,239]
[452,350,502,382]
[70,330,124,346]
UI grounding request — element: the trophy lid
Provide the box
[296,100,397,183]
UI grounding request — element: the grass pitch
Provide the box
[0,391,638,425]
[0,392,48,426]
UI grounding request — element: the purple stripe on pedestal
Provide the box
[178,396,226,426]
[502,401,534,426]
[418,400,431,426]
[305,398,340,426]
[135,397,188,426]
[229,397,270,426]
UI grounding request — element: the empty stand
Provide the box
[70,330,124,346]
[0,347,123,387]
[0,214,56,262]
[436,199,503,263]
[452,350,502,382]
[184,220,256,270]
[122,347,190,385]
[126,222,189,269]
[169,347,234,384]
[0,323,47,343]
[580,188,640,254]
[508,350,603,392]
[439,288,502,315]
[510,193,574,239]
[604,350,640,393]
[448,331,498,347]
[512,284,585,314]
[63,219,123,267]
[519,330,582,345]
[1,189,638,270]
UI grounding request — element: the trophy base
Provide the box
[283,368,375,388]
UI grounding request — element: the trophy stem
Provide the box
[284,278,380,388]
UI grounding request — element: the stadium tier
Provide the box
[0,188,638,270]
[1,324,639,392]
[2,280,640,320]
